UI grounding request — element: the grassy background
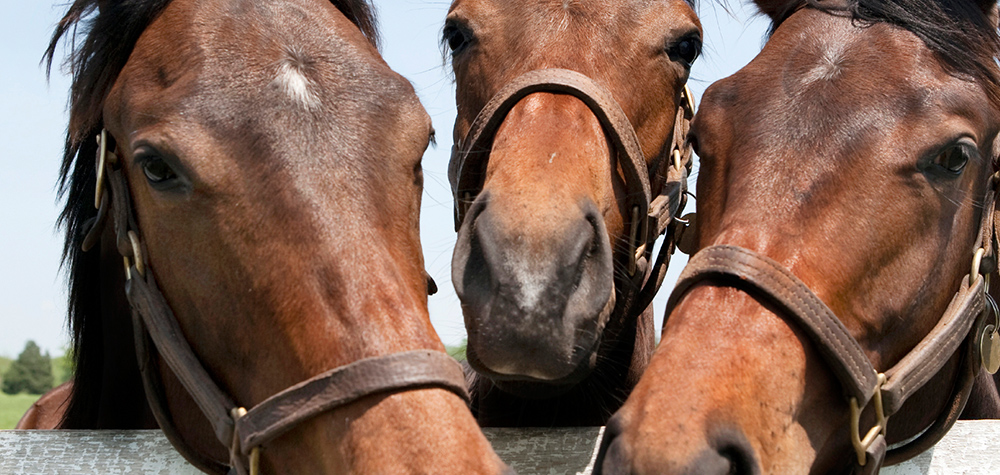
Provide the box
[0,354,71,429]
[0,392,38,429]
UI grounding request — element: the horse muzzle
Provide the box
[452,193,615,385]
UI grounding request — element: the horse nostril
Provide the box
[692,430,760,475]
[719,446,756,475]
[593,418,630,475]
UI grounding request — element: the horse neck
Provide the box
[60,230,155,429]
[470,304,655,427]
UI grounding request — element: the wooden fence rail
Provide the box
[1,421,998,474]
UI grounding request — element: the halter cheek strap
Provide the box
[667,241,992,473]
[450,68,696,321]
[85,130,471,475]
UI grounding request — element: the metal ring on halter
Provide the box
[682,84,696,114]
[628,206,642,275]
[128,230,145,278]
[984,293,1000,374]
[230,407,261,475]
[672,149,683,171]
[849,373,888,466]
[972,248,986,286]
[987,293,999,327]
[95,131,108,209]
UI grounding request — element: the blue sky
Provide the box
[0,0,769,357]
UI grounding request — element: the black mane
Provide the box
[768,0,1000,104]
[43,0,380,428]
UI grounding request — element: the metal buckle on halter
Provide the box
[95,129,147,281]
[849,373,888,467]
[230,407,261,475]
[124,230,145,280]
[82,131,119,252]
[681,84,696,117]
[629,205,648,275]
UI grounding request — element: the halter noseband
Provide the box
[449,68,696,320]
[83,130,471,475]
[665,174,1000,473]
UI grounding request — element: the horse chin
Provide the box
[469,343,600,399]
[466,293,612,398]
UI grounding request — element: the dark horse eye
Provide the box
[142,156,178,184]
[443,24,472,54]
[935,146,970,175]
[670,37,702,67]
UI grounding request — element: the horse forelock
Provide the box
[43,0,381,428]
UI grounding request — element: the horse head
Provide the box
[50,0,506,472]
[598,0,1000,472]
[445,0,701,420]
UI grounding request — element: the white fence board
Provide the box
[1,421,997,474]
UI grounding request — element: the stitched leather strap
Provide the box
[235,350,469,455]
[450,68,652,230]
[667,245,879,403]
[667,244,987,471]
[881,279,984,414]
[449,68,694,321]
[126,270,239,446]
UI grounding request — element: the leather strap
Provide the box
[667,244,987,472]
[450,68,653,230]
[667,245,879,403]
[126,270,239,446]
[87,131,472,474]
[449,68,695,322]
[235,350,469,455]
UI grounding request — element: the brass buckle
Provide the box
[971,248,986,287]
[123,230,145,280]
[628,205,648,275]
[849,373,887,466]
[681,84,696,116]
[94,129,119,209]
[230,407,261,475]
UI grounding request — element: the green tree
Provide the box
[446,339,467,362]
[2,341,54,395]
[53,345,75,385]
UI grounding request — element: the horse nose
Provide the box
[594,417,633,475]
[453,193,614,381]
[687,431,760,475]
[595,419,761,475]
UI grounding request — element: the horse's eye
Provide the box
[669,36,702,67]
[443,23,472,55]
[935,146,970,175]
[142,156,178,184]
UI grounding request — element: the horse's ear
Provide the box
[752,0,797,22]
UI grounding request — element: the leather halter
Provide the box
[665,176,1000,473]
[449,68,695,318]
[83,130,471,475]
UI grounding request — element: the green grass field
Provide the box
[0,392,39,429]
[0,353,71,429]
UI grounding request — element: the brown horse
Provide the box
[596,0,1000,473]
[29,0,507,473]
[445,0,702,426]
